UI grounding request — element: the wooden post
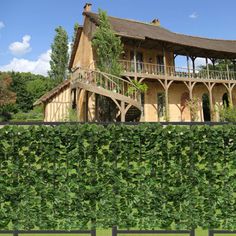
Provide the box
[121,101,125,122]
[211,58,216,70]
[190,56,196,75]
[134,47,137,80]
[206,58,210,79]
[163,47,167,75]
[233,60,236,80]
[165,81,169,121]
[187,55,190,77]
[225,59,230,80]
[233,60,236,72]
[209,89,214,121]
[229,88,233,106]
[112,226,117,236]
[207,82,215,121]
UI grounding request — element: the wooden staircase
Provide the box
[71,67,142,122]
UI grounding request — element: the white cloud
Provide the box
[9,35,32,56]
[189,12,198,19]
[0,21,5,29]
[0,49,51,76]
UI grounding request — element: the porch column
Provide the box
[233,60,236,72]
[225,59,230,80]
[233,60,236,80]
[133,47,137,80]
[206,58,210,79]
[229,88,233,105]
[165,86,169,121]
[211,58,216,70]
[206,82,216,121]
[121,101,126,122]
[163,47,167,75]
[190,56,196,75]
[187,55,190,77]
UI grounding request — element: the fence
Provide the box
[0,230,96,236]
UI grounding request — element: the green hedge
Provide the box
[0,124,236,230]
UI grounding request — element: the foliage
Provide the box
[0,73,16,106]
[1,124,236,230]
[66,108,78,122]
[199,59,235,71]
[0,72,56,121]
[49,26,69,83]
[92,9,123,76]
[11,106,44,122]
[219,104,236,122]
[186,97,200,121]
[10,72,55,112]
[127,80,148,95]
[71,22,79,50]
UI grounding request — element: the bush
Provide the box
[0,124,236,229]
[11,106,44,122]
[219,105,236,122]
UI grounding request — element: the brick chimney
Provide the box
[151,19,160,26]
[84,3,92,12]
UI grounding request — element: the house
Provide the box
[35,3,236,122]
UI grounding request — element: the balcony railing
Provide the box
[72,67,141,103]
[119,60,236,81]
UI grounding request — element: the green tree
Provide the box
[71,22,79,50]
[0,73,16,121]
[49,26,69,83]
[92,9,123,76]
[0,73,16,106]
[200,59,235,71]
[10,72,55,112]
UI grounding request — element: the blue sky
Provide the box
[0,0,236,75]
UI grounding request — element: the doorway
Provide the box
[202,93,211,121]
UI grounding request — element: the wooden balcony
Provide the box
[119,60,236,82]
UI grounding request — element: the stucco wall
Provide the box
[72,17,95,72]
[142,81,231,122]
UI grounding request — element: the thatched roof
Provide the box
[34,79,70,106]
[83,11,236,59]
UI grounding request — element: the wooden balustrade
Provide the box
[71,67,141,103]
[119,60,236,81]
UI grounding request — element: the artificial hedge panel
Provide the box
[0,124,236,230]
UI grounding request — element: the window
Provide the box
[130,51,143,73]
[71,89,77,109]
[157,55,165,74]
[157,92,166,119]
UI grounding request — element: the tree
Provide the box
[92,9,123,76]
[71,22,79,50]
[0,73,16,106]
[0,73,16,121]
[49,26,69,83]
[200,59,235,71]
